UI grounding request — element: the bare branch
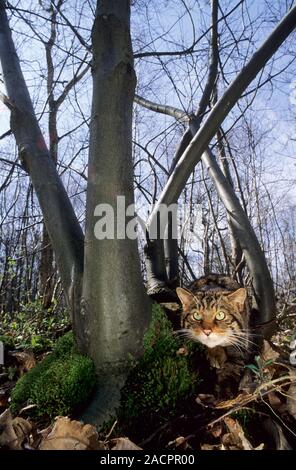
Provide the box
[149,4,296,211]
[134,0,243,59]
[201,147,276,337]
[51,0,92,52]
[134,93,190,122]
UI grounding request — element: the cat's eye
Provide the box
[192,311,202,321]
[216,311,225,321]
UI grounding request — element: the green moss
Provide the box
[52,330,75,357]
[11,332,96,418]
[118,304,199,424]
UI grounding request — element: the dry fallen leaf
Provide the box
[9,351,36,374]
[0,409,21,450]
[109,437,142,450]
[209,423,223,438]
[29,423,52,450]
[223,417,264,450]
[286,382,296,420]
[267,391,283,409]
[221,432,241,450]
[12,416,32,444]
[0,409,32,450]
[200,443,224,450]
[261,340,280,362]
[167,435,192,450]
[39,417,102,450]
[196,394,217,407]
[238,369,256,393]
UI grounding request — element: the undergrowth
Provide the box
[10,332,96,418]
[0,299,70,352]
[117,304,201,438]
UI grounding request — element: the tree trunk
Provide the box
[0,1,85,345]
[216,128,244,280]
[39,227,54,308]
[39,108,57,309]
[81,0,151,424]
[201,147,276,338]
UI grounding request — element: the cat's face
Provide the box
[176,288,247,349]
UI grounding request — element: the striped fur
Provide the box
[176,275,250,352]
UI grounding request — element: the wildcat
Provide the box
[176,274,250,371]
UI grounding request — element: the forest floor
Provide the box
[0,301,296,451]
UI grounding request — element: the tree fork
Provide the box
[81,0,151,424]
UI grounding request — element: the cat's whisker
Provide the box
[173,329,191,337]
[228,333,249,344]
[228,337,248,348]
[229,332,258,348]
[229,332,250,342]
[228,342,248,354]
[241,330,261,337]
[237,333,260,345]
[229,330,252,340]
[227,334,250,351]
[226,338,245,354]
[173,329,197,341]
[232,343,249,353]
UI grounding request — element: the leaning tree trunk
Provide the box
[201,147,276,339]
[81,0,151,424]
[215,128,244,281]
[0,0,85,345]
[147,4,296,336]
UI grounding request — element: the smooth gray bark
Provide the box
[201,148,276,337]
[81,0,151,423]
[216,128,244,279]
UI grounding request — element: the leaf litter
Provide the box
[0,340,296,450]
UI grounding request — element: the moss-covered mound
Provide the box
[118,304,199,429]
[11,332,96,418]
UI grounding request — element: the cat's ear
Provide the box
[227,288,247,311]
[176,287,194,309]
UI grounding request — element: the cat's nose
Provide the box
[203,329,212,336]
